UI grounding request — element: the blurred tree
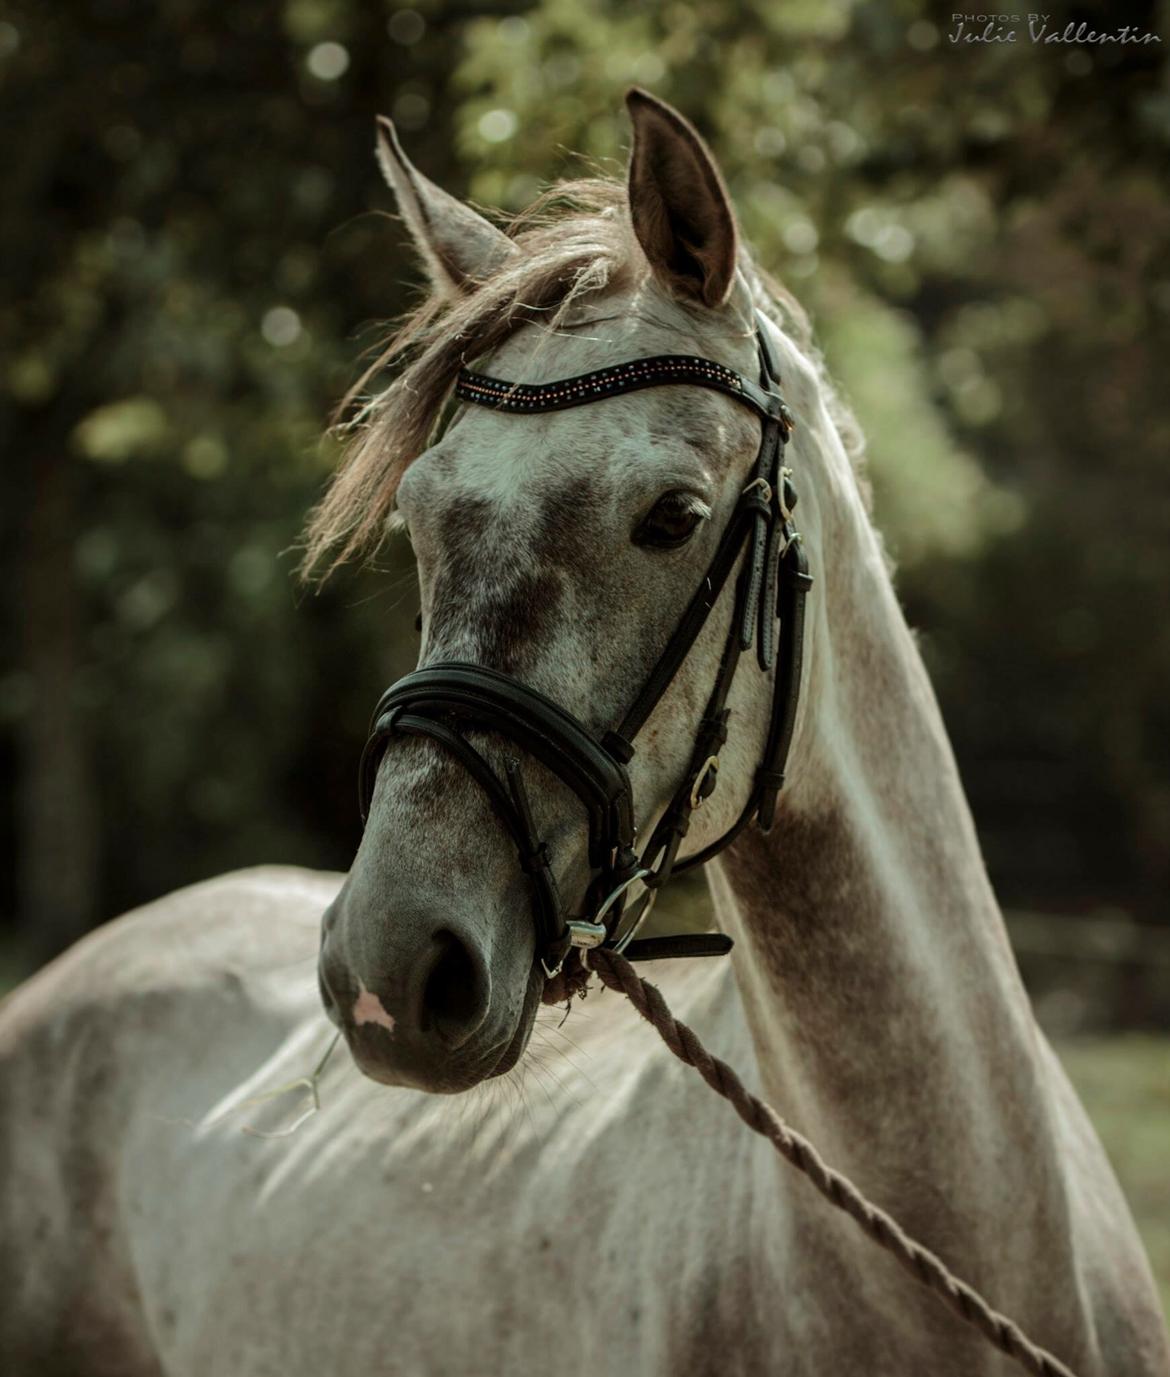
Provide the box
[0,0,481,954]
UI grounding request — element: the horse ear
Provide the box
[375,116,518,297]
[624,89,738,309]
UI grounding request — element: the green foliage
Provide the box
[817,287,1025,564]
[1,0,1168,966]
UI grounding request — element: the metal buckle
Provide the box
[742,476,772,504]
[689,754,720,811]
[778,466,795,520]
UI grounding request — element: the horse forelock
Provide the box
[300,175,869,579]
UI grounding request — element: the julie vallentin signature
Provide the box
[948,14,1162,44]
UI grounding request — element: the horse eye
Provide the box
[633,492,707,550]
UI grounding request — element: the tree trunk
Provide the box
[16,450,98,959]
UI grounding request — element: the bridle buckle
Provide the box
[689,754,720,811]
[778,465,795,520]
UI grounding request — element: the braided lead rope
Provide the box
[586,948,1078,1377]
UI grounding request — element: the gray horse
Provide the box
[2,90,1167,1376]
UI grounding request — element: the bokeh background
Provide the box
[2,0,1168,1311]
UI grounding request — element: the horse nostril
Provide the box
[421,931,487,1047]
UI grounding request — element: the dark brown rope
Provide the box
[581,947,1079,1377]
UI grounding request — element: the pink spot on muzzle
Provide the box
[352,980,396,1034]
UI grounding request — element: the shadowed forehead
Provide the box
[405,391,756,533]
[399,300,763,519]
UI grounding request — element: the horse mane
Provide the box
[300,176,867,578]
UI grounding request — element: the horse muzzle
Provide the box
[318,891,542,1092]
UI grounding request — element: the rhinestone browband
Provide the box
[456,354,756,416]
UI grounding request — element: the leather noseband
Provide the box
[358,310,813,979]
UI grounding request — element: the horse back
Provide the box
[0,866,339,1376]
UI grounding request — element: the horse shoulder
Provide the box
[1039,1038,1170,1375]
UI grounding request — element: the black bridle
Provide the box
[358,310,813,979]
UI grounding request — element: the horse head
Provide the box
[316,91,823,1093]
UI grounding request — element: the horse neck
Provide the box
[706,460,1075,1283]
